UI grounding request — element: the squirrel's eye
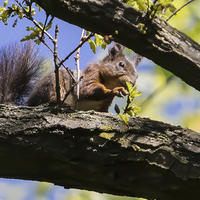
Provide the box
[118,61,125,68]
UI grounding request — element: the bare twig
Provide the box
[32,19,54,41]
[39,38,77,83]
[61,76,83,105]
[123,96,131,115]
[53,25,61,105]
[166,0,194,22]
[41,13,49,39]
[74,29,85,106]
[28,0,33,16]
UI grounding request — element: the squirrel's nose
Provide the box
[130,79,136,86]
[128,74,138,86]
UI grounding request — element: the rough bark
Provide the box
[0,104,200,200]
[33,0,200,92]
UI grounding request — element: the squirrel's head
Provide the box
[100,43,142,89]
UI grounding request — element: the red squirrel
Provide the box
[0,42,142,111]
[27,43,142,111]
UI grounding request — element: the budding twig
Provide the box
[53,25,61,105]
[74,29,85,106]
[39,39,76,82]
[62,76,83,105]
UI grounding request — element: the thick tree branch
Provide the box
[33,0,200,92]
[0,105,200,200]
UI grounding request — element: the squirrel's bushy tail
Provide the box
[0,42,44,105]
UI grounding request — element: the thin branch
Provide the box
[38,39,77,83]
[41,12,49,39]
[53,25,61,105]
[32,19,54,40]
[61,76,83,104]
[28,0,33,16]
[59,32,95,67]
[166,0,194,22]
[74,29,85,109]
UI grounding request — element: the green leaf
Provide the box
[101,42,107,49]
[168,4,176,13]
[20,30,39,42]
[126,82,142,101]
[3,1,8,8]
[95,35,103,47]
[26,26,35,31]
[126,110,134,117]
[137,0,148,11]
[126,82,134,92]
[19,11,24,19]
[12,18,18,27]
[86,31,90,36]
[1,9,10,25]
[119,114,129,126]
[128,104,141,117]
[45,21,52,31]
[116,81,141,122]
[35,4,42,12]
[34,39,41,45]
[88,39,96,53]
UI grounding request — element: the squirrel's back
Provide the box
[0,42,45,105]
[26,69,77,108]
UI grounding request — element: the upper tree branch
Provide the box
[0,105,200,200]
[33,0,200,91]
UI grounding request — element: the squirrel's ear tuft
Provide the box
[132,54,143,68]
[109,43,125,57]
[103,43,125,61]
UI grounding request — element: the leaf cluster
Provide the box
[121,0,176,19]
[0,0,46,41]
[88,33,107,53]
[0,1,10,25]
[149,0,176,19]
[21,22,52,44]
[115,82,142,126]
[0,0,36,27]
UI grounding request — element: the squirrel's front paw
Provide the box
[112,87,128,97]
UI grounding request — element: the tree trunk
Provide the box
[0,104,200,200]
[33,0,200,92]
